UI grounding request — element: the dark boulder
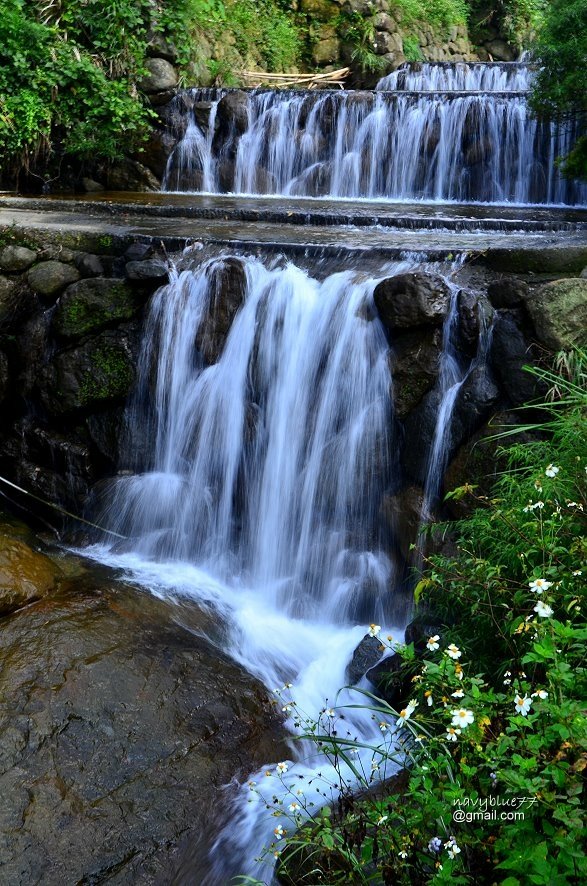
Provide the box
[374,273,451,332]
[106,159,160,192]
[53,278,142,340]
[195,258,247,364]
[125,259,169,285]
[40,329,137,414]
[487,276,529,310]
[451,364,500,445]
[489,312,548,407]
[346,634,385,685]
[389,327,442,418]
[0,245,38,272]
[28,261,80,299]
[366,651,411,708]
[456,290,493,357]
[0,350,8,402]
[380,485,424,563]
[73,253,105,278]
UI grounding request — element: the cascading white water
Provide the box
[105,257,398,624]
[377,60,533,92]
[162,61,587,205]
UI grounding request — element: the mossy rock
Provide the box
[523,278,587,351]
[41,329,136,413]
[53,278,142,340]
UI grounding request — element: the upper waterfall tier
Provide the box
[377,61,533,92]
[161,62,585,206]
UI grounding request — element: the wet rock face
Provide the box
[0,576,284,885]
[346,633,385,684]
[0,533,61,615]
[195,257,247,364]
[374,272,452,331]
[388,327,442,418]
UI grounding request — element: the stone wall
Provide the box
[303,0,479,88]
[0,231,170,517]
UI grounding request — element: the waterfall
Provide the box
[162,61,587,206]
[377,60,533,92]
[103,257,399,625]
[88,252,487,880]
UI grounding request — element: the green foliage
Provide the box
[468,0,545,43]
[403,35,424,61]
[391,0,469,32]
[227,0,301,71]
[0,0,148,178]
[269,351,587,884]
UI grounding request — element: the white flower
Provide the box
[545,464,560,477]
[379,721,388,732]
[529,578,552,594]
[282,704,292,712]
[514,695,532,716]
[533,500,545,509]
[425,690,433,707]
[398,850,408,859]
[376,815,388,825]
[288,802,301,813]
[451,708,474,728]
[534,480,543,492]
[426,634,440,651]
[534,600,554,618]
[295,788,304,797]
[532,689,548,699]
[396,700,418,728]
[276,761,289,775]
[451,689,464,698]
[573,570,583,576]
[445,727,461,742]
[273,824,285,840]
[368,623,381,637]
[325,708,336,718]
[446,644,462,659]
[445,837,461,859]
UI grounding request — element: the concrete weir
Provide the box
[1,194,587,272]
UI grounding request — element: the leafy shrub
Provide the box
[269,353,587,885]
[226,0,301,71]
[403,35,425,61]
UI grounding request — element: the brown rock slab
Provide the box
[0,534,61,615]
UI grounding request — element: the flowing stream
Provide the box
[162,61,586,205]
